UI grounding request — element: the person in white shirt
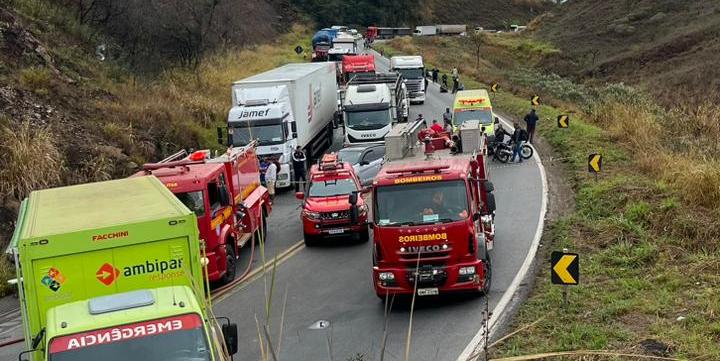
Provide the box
[265,160,278,201]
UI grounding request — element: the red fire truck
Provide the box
[341,54,375,84]
[296,153,370,247]
[133,142,271,284]
[370,118,496,298]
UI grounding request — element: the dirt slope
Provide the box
[534,0,720,105]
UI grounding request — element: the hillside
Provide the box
[293,0,551,28]
[533,0,720,105]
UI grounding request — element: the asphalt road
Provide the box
[0,53,546,361]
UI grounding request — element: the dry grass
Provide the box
[0,120,64,201]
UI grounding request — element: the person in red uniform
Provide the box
[430,119,444,133]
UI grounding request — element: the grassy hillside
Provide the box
[378,28,720,359]
[0,0,309,295]
[533,0,720,106]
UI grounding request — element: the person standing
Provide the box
[510,123,524,163]
[441,73,448,89]
[424,76,429,93]
[265,159,278,202]
[451,67,458,79]
[292,146,307,192]
[452,76,459,94]
[442,107,452,128]
[432,67,439,83]
[524,108,539,143]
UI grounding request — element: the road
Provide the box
[0,53,546,361]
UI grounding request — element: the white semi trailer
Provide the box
[227,63,338,188]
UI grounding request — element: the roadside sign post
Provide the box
[557,114,569,128]
[551,249,579,307]
[531,95,540,107]
[588,153,602,181]
[294,45,304,55]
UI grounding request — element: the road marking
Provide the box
[213,240,306,303]
[457,115,549,361]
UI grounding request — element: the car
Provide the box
[296,153,370,246]
[337,144,385,186]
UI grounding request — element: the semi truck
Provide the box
[311,30,332,62]
[341,54,375,84]
[369,117,496,298]
[226,63,338,188]
[10,176,239,361]
[390,55,425,104]
[342,73,409,145]
[133,142,271,285]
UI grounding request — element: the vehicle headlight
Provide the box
[378,272,395,281]
[302,210,321,220]
[459,266,476,275]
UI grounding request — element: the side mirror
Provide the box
[222,323,239,355]
[359,160,369,166]
[483,180,495,193]
[290,121,298,134]
[295,192,305,200]
[216,127,225,145]
[480,126,486,133]
[348,192,358,205]
[219,187,231,207]
[485,193,496,214]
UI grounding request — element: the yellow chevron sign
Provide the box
[531,95,540,106]
[557,114,569,128]
[588,153,602,173]
[551,251,579,285]
[491,83,499,92]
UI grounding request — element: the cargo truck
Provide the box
[133,142,271,285]
[226,63,339,188]
[10,176,239,361]
[342,73,409,145]
[311,30,332,62]
[390,55,425,104]
[436,24,467,36]
[369,117,496,299]
[413,26,437,36]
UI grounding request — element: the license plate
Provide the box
[327,228,344,235]
[417,288,439,296]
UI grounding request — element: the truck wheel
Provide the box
[358,227,370,243]
[221,243,237,284]
[480,247,492,296]
[304,233,319,247]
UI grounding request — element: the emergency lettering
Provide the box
[49,314,201,353]
[398,233,447,243]
[394,175,443,184]
[92,231,129,241]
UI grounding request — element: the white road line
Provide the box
[457,115,549,361]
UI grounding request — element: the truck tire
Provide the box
[358,227,370,243]
[220,243,237,284]
[304,233,319,247]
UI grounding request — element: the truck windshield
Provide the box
[346,109,391,130]
[333,43,355,52]
[176,191,205,216]
[375,180,469,225]
[230,123,285,146]
[48,314,210,361]
[394,68,423,79]
[453,109,493,127]
[308,178,357,197]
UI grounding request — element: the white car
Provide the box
[337,144,385,186]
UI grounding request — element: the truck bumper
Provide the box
[409,92,425,103]
[373,260,486,297]
[302,216,368,239]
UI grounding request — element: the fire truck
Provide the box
[133,142,271,285]
[296,153,370,247]
[369,116,496,298]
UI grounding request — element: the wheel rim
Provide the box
[522,145,533,159]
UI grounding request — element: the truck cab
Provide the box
[370,119,496,299]
[296,154,370,247]
[390,56,425,104]
[341,55,375,84]
[134,146,270,285]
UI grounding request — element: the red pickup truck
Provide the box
[296,153,370,246]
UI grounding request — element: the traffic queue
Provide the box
[7,23,510,360]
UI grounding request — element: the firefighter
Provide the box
[292,146,307,192]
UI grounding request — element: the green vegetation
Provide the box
[380,32,720,359]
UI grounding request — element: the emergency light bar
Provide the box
[385,164,449,175]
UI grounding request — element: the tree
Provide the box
[465,32,487,69]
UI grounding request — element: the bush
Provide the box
[19,66,52,94]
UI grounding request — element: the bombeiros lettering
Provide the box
[398,233,447,243]
[394,175,443,184]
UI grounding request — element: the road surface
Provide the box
[0,52,546,361]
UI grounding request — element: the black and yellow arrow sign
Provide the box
[588,153,602,173]
[531,95,540,106]
[557,114,569,128]
[551,251,579,285]
[491,83,499,92]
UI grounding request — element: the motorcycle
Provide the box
[489,123,534,163]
